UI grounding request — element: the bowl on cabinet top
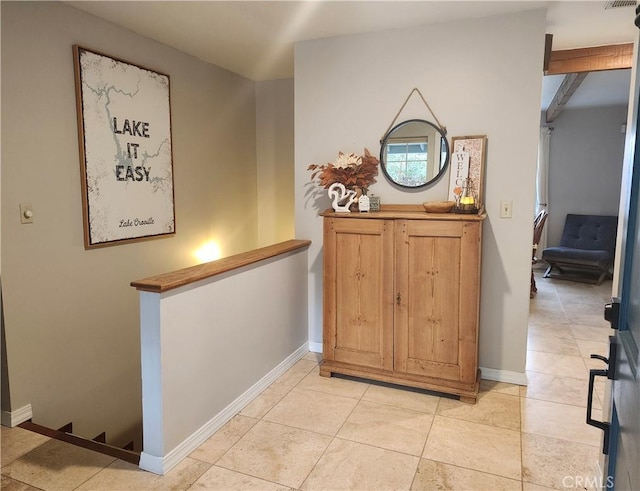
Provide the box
[423,200,455,213]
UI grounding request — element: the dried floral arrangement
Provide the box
[308,148,379,190]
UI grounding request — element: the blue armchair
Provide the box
[542,214,618,285]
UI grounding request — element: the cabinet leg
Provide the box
[319,366,332,378]
[459,395,477,404]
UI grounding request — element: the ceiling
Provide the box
[65,1,638,107]
[542,68,631,110]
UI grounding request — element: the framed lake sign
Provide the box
[73,46,175,249]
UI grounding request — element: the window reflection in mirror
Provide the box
[380,119,449,188]
[385,141,427,187]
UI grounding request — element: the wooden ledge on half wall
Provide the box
[131,239,311,293]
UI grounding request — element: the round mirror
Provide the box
[379,119,449,188]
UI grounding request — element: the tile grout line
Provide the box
[411,408,438,490]
[206,360,321,489]
[1,474,46,491]
[526,273,609,488]
[520,429,601,450]
[0,434,52,469]
[295,375,368,491]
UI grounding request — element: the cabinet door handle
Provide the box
[396,293,401,306]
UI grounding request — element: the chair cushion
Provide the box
[542,246,613,270]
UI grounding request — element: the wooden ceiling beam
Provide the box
[543,34,553,72]
[545,72,588,123]
[546,43,633,75]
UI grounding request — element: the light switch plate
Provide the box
[500,200,512,218]
[20,202,34,224]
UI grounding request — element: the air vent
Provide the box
[604,0,636,9]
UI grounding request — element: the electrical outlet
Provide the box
[20,203,34,224]
[500,200,512,218]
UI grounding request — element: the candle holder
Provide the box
[454,177,479,214]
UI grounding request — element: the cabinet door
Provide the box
[323,218,394,371]
[395,219,481,383]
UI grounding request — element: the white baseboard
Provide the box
[1,404,33,428]
[308,341,322,353]
[480,367,528,386]
[139,342,309,475]
[139,452,164,475]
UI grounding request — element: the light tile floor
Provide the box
[1,270,614,490]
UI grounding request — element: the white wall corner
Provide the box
[308,341,322,353]
[139,342,309,475]
[480,367,528,386]
[1,404,33,427]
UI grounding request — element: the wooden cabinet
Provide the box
[320,209,485,403]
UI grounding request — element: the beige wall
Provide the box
[256,79,295,246]
[1,1,258,447]
[295,9,546,379]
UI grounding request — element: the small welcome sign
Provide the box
[73,46,175,249]
[447,135,487,206]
